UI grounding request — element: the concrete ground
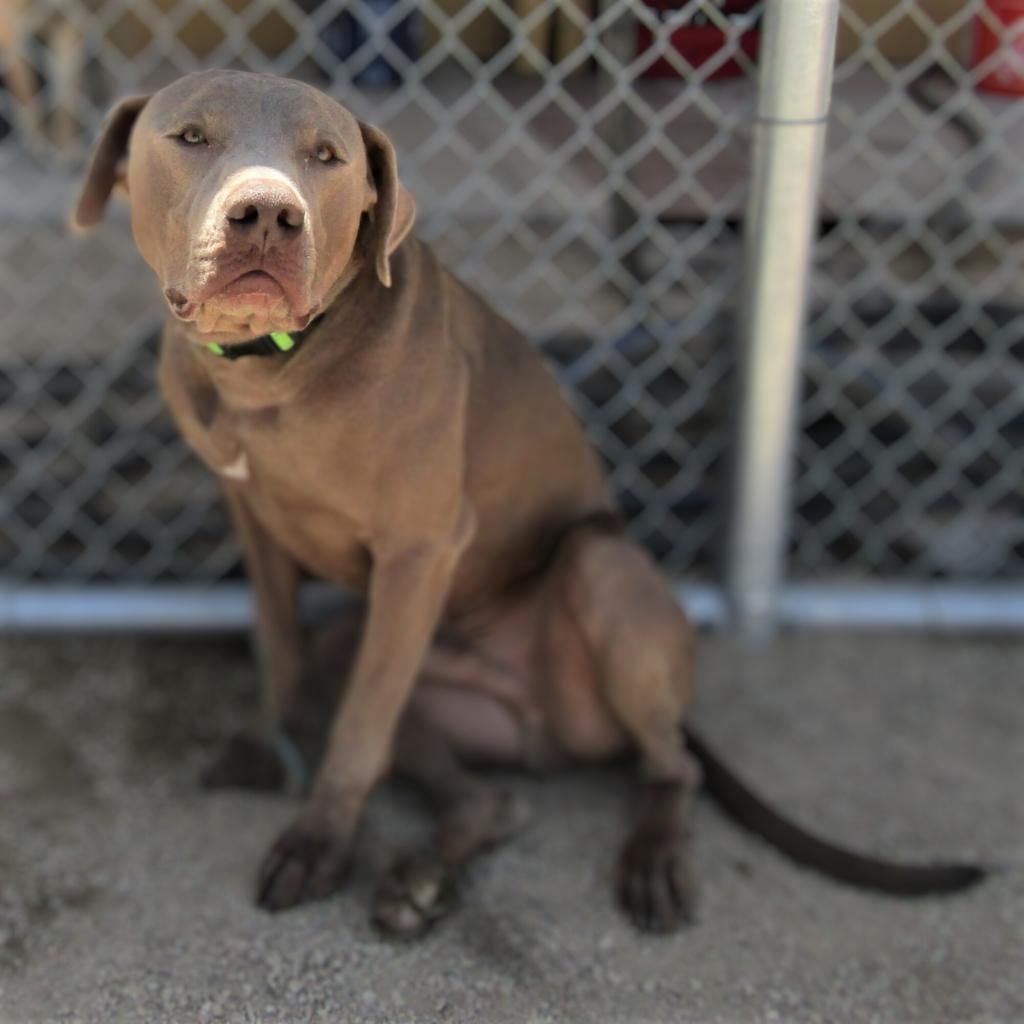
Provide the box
[0,629,1020,1024]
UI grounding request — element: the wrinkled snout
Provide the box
[224,180,305,243]
[168,167,319,337]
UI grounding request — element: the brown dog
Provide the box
[73,70,984,936]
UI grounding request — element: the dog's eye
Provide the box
[180,127,206,145]
[315,144,337,164]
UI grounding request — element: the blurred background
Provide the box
[1,0,1023,622]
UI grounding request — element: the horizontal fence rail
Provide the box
[7,581,1024,633]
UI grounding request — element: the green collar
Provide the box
[205,326,312,361]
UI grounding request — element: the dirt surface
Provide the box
[0,629,1021,1024]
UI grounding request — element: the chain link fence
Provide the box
[1,1,1022,620]
[799,2,1024,582]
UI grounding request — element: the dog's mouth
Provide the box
[217,269,287,300]
[166,260,316,338]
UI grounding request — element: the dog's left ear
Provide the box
[359,122,416,288]
[71,94,150,230]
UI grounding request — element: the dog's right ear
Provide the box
[71,95,150,230]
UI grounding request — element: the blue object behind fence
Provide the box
[320,0,419,87]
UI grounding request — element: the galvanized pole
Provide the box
[726,0,840,640]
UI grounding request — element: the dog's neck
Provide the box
[175,247,416,411]
[202,320,318,362]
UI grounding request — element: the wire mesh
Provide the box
[797,0,1024,581]
[0,0,754,586]
[0,0,1022,600]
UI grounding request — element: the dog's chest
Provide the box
[203,403,280,482]
[179,383,380,586]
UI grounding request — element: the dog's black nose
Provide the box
[225,184,304,238]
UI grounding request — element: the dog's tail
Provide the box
[683,725,989,895]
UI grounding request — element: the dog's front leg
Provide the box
[256,505,475,912]
[202,485,305,793]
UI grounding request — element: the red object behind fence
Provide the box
[637,1,760,80]
[974,0,1024,96]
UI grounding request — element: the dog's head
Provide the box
[73,70,415,341]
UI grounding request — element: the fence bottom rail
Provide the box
[2,582,1023,633]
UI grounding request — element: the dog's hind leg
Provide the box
[372,706,528,938]
[48,18,85,160]
[547,527,702,932]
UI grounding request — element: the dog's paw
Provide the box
[616,828,697,934]
[372,854,456,939]
[256,813,353,912]
[256,802,356,909]
[200,731,287,791]
[200,729,308,794]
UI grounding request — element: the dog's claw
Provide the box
[372,854,456,938]
[256,817,352,911]
[616,830,697,934]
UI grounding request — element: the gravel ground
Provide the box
[0,629,1021,1024]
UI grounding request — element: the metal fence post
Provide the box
[726,0,840,640]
